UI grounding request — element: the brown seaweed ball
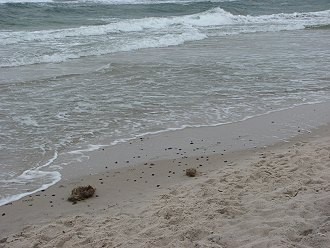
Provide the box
[185,168,197,177]
[68,185,96,203]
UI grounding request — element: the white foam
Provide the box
[68,144,108,155]
[1,8,329,67]
[0,151,61,206]
[0,30,206,67]
[0,171,61,207]
[13,116,39,127]
[2,8,329,45]
[108,100,326,148]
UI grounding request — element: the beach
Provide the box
[1,0,330,246]
[1,1,330,205]
[1,103,330,247]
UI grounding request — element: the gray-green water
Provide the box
[0,0,330,205]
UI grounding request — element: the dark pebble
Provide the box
[1,213,5,216]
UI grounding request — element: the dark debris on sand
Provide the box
[67,185,96,204]
[185,168,197,177]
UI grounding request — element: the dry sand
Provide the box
[1,123,330,248]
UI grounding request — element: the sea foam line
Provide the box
[1,8,329,45]
[0,8,329,67]
[0,151,61,207]
[71,100,327,153]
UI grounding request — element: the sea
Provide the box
[0,0,330,206]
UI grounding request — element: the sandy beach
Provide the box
[1,0,330,247]
[1,103,330,248]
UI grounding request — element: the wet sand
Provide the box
[0,103,330,247]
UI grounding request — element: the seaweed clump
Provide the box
[68,185,95,204]
[185,168,197,177]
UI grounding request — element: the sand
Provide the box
[1,105,330,247]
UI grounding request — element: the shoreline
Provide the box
[2,27,330,208]
[3,100,324,208]
[61,100,330,180]
[0,102,330,246]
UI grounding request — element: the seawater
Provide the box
[0,0,330,206]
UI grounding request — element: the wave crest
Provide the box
[1,7,329,67]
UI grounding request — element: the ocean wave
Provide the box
[1,7,329,67]
[2,8,329,45]
[0,0,231,4]
[0,0,52,3]
[0,30,206,67]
